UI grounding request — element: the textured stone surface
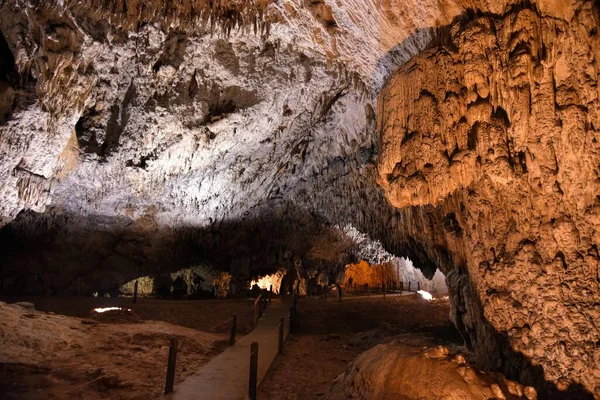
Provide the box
[0,0,452,297]
[0,0,395,294]
[377,2,600,396]
[327,344,537,400]
[0,0,440,229]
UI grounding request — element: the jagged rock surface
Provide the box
[0,0,394,293]
[378,2,600,396]
[327,344,537,400]
[343,259,448,294]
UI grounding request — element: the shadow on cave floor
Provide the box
[259,294,463,399]
[0,295,257,334]
[294,294,461,341]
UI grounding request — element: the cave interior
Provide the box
[0,0,599,399]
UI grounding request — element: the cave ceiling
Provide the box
[0,0,454,274]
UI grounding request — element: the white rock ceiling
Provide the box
[0,0,438,229]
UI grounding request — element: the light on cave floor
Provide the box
[417,290,433,301]
[92,307,131,313]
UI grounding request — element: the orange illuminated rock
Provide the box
[327,344,538,399]
[343,260,396,288]
[377,2,600,396]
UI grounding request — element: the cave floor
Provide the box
[0,294,461,400]
[258,294,463,400]
[0,295,256,334]
[168,298,292,400]
[0,297,256,399]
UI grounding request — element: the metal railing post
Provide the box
[253,295,261,329]
[278,317,284,354]
[230,314,237,345]
[133,280,139,304]
[289,306,295,334]
[164,337,178,395]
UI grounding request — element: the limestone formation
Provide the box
[343,259,448,294]
[327,344,538,400]
[378,2,600,396]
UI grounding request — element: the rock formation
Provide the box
[0,0,388,294]
[343,259,448,294]
[327,344,538,399]
[0,0,599,397]
[378,1,600,396]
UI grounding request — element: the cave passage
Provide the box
[1,0,599,398]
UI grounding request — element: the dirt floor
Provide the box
[0,296,257,399]
[258,293,464,400]
[0,296,256,334]
[0,293,461,400]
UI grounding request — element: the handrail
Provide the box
[173,295,292,399]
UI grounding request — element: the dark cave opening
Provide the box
[0,31,15,81]
[0,30,16,123]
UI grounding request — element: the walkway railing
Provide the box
[253,292,270,329]
[163,288,292,399]
[51,287,292,399]
[345,280,422,296]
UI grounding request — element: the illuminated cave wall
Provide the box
[378,2,600,396]
[343,259,448,294]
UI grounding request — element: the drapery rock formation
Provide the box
[378,2,600,396]
[0,0,599,397]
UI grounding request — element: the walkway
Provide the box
[168,298,290,400]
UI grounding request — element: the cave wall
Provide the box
[0,0,440,297]
[0,0,487,294]
[343,259,448,294]
[0,0,443,230]
[377,2,600,396]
